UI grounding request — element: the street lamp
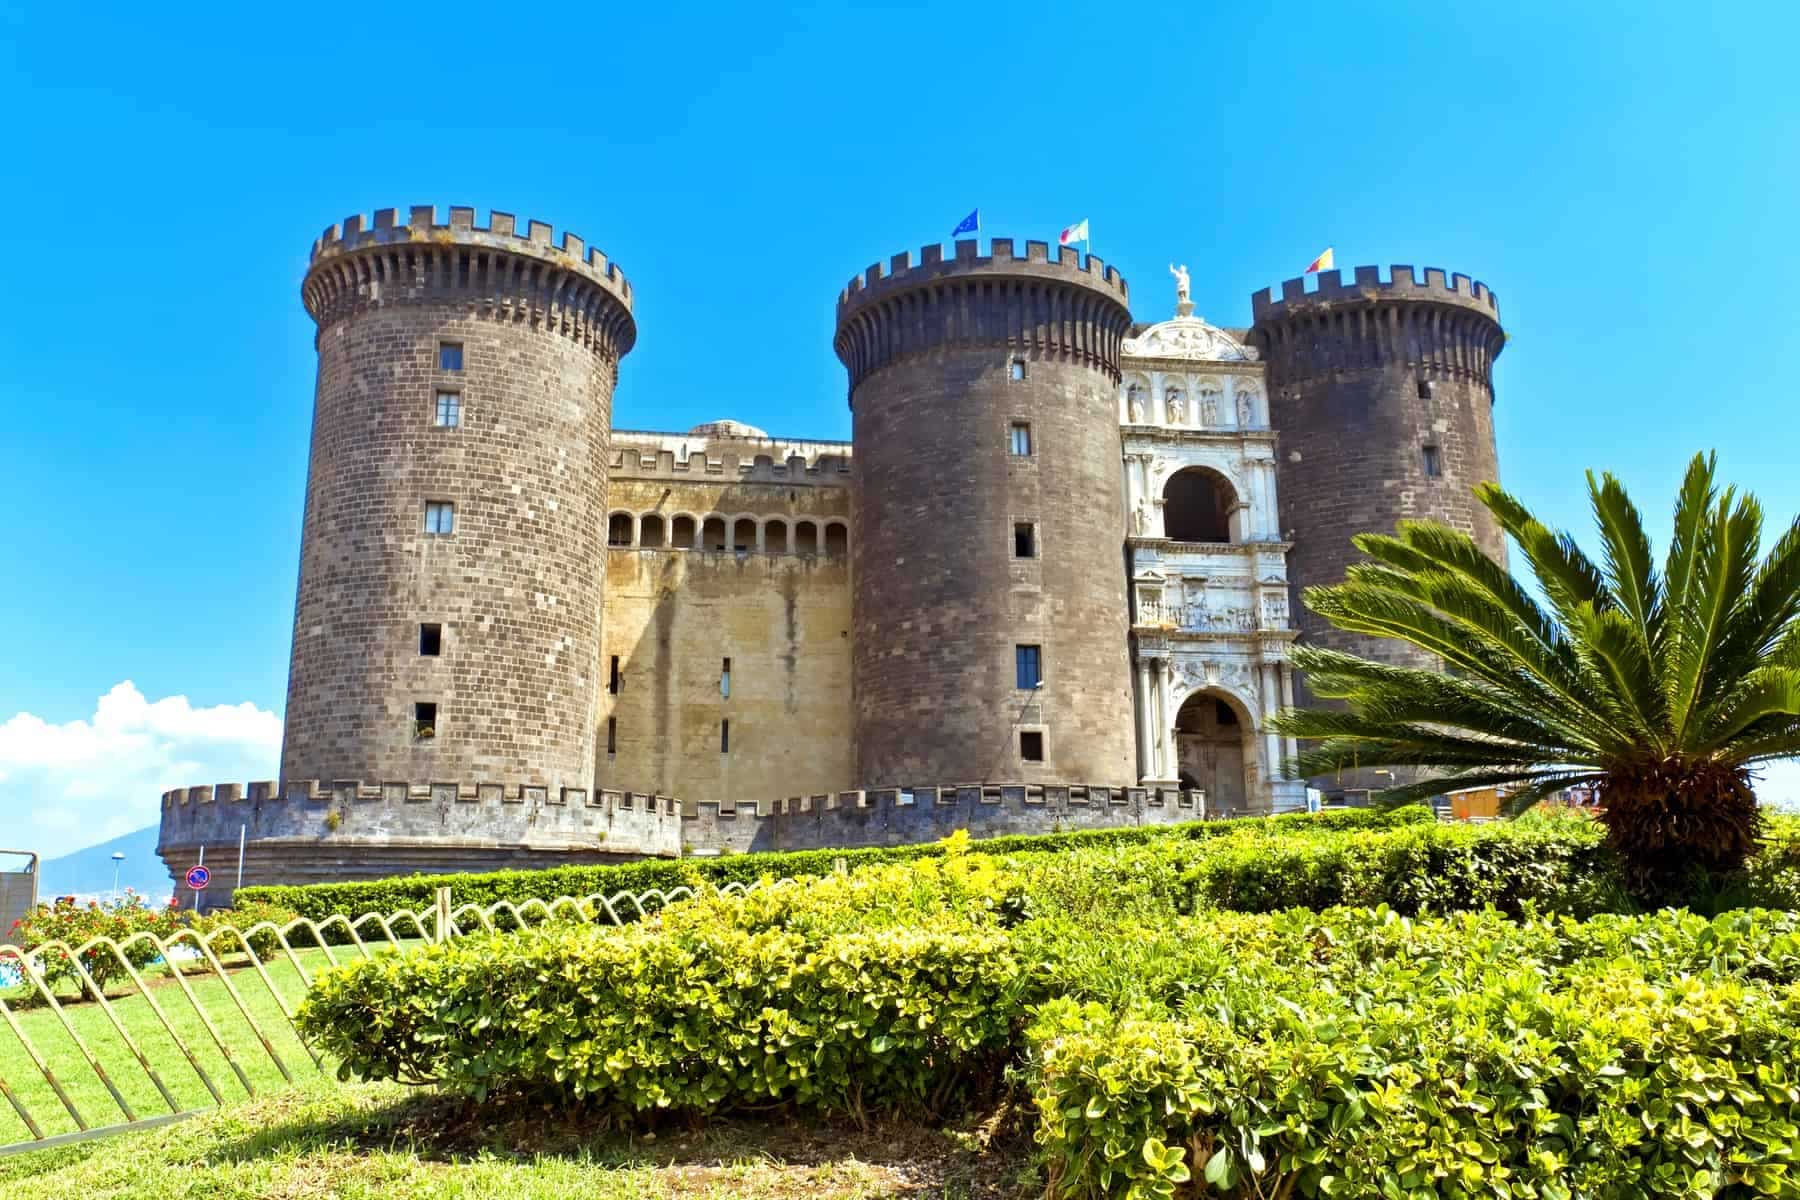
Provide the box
[110,852,125,904]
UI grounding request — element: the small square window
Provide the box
[425,501,455,535]
[1020,730,1044,761]
[1014,522,1036,558]
[1009,422,1032,456]
[1417,377,1432,399]
[439,343,463,371]
[720,718,731,754]
[1015,644,1042,690]
[1422,445,1443,478]
[1009,359,1026,381]
[419,623,442,656]
[414,702,437,741]
[434,391,461,428]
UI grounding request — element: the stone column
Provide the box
[1156,662,1179,781]
[1280,663,1299,765]
[1260,663,1283,811]
[1135,656,1158,783]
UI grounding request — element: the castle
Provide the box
[156,206,1506,902]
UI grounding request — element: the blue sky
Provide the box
[2,1,1798,857]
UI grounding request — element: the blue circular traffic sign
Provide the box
[185,865,211,890]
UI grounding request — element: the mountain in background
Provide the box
[31,827,172,903]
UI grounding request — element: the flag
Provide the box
[1304,247,1334,274]
[1058,218,1089,246]
[951,208,979,237]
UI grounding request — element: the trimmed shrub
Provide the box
[191,899,305,961]
[1026,906,1800,1199]
[300,912,1021,1116]
[244,805,1430,922]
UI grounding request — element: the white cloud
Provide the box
[0,682,280,860]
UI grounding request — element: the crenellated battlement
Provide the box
[836,237,1129,316]
[608,444,854,483]
[1250,265,1500,323]
[302,205,636,354]
[834,238,1135,389]
[155,776,1210,891]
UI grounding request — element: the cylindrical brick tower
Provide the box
[835,239,1137,787]
[1249,265,1505,696]
[285,205,635,794]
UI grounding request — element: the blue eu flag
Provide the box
[951,208,979,237]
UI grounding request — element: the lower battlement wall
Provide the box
[155,779,1214,900]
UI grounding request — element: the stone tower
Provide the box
[835,239,1137,787]
[1248,266,1505,695]
[285,205,635,794]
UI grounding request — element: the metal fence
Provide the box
[0,878,784,1156]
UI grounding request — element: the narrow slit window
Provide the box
[720,719,730,754]
[424,501,455,534]
[434,391,461,428]
[438,343,463,371]
[1020,730,1044,761]
[608,655,620,695]
[413,702,437,741]
[419,623,442,656]
[1422,444,1443,478]
[1009,422,1032,456]
[720,658,732,698]
[1015,644,1043,690]
[606,716,617,756]
[1014,522,1036,559]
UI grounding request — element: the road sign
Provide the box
[185,865,211,890]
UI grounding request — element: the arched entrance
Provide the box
[1174,688,1255,813]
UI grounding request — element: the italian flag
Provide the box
[1058,218,1089,246]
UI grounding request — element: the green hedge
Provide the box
[241,804,1430,920]
[1026,906,1800,1199]
[299,836,1800,1196]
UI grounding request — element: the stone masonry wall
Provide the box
[837,240,1139,788]
[283,208,634,795]
[598,446,854,810]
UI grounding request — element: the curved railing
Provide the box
[0,877,793,1155]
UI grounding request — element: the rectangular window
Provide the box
[1020,730,1044,762]
[413,702,437,741]
[720,657,731,699]
[1422,444,1443,478]
[439,343,463,371]
[425,501,455,534]
[720,719,731,754]
[1417,378,1432,399]
[434,391,461,428]
[419,623,442,656]
[608,655,621,694]
[1009,422,1032,456]
[1015,644,1042,690]
[606,716,617,755]
[1009,359,1026,381]
[1014,522,1036,558]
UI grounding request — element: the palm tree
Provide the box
[1270,452,1800,893]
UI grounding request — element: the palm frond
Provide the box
[1667,487,1762,744]
[1588,469,1663,653]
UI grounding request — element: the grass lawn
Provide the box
[0,1077,1032,1198]
[0,941,418,1147]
